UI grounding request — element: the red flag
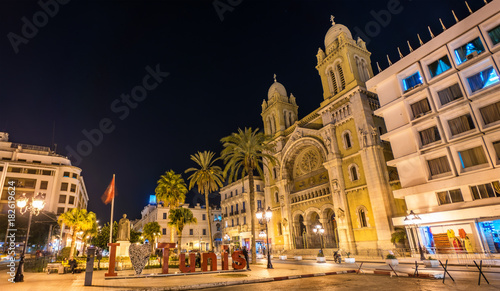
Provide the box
[101,176,115,205]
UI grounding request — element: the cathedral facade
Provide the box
[261,19,407,254]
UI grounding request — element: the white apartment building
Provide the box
[367,2,500,256]
[220,177,266,253]
[0,132,89,214]
[133,200,222,252]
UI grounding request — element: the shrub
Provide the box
[317,250,325,257]
[386,254,397,260]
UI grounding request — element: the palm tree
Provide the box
[82,220,98,255]
[155,170,188,242]
[143,222,161,253]
[185,151,224,252]
[168,208,197,254]
[57,208,96,259]
[220,127,277,264]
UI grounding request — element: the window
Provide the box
[162,228,167,235]
[480,101,500,125]
[189,229,193,235]
[358,209,368,227]
[419,126,441,146]
[225,207,227,215]
[40,181,48,190]
[33,160,41,164]
[42,170,52,176]
[231,219,234,227]
[471,181,500,200]
[427,156,451,176]
[235,189,238,195]
[493,140,500,160]
[437,83,463,106]
[467,67,499,93]
[242,187,244,193]
[163,213,167,219]
[242,201,246,210]
[236,218,239,225]
[275,192,279,203]
[344,132,352,148]
[216,223,221,231]
[273,168,277,179]
[349,165,359,181]
[257,200,262,209]
[230,191,233,197]
[448,114,475,136]
[27,169,37,174]
[428,56,452,78]
[203,229,207,235]
[0,166,3,172]
[72,173,78,179]
[202,214,206,220]
[68,196,75,205]
[454,37,484,64]
[58,195,66,204]
[329,69,338,94]
[243,216,246,225]
[231,205,233,214]
[63,172,70,177]
[60,182,68,191]
[488,24,500,45]
[256,185,260,191]
[458,146,488,168]
[225,193,227,199]
[235,204,239,212]
[18,159,26,162]
[70,184,76,193]
[277,223,282,235]
[437,189,464,205]
[403,72,423,92]
[410,98,432,118]
[337,64,345,91]
[2,157,11,160]
[57,207,65,215]
[10,167,22,173]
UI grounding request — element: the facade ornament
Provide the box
[262,99,267,111]
[358,127,367,147]
[336,207,345,219]
[370,126,378,144]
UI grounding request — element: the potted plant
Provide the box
[385,254,398,267]
[316,250,326,263]
[423,256,439,268]
[344,252,355,263]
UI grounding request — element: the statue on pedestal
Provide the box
[117,214,130,241]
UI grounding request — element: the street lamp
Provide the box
[256,206,273,269]
[312,225,325,254]
[14,192,46,282]
[404,210,425,261]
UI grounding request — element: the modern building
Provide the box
[0,132,90,252]
[367,1,500,256]
[259,18,406,254]
[219,176,266,253]
[133,199,222,252]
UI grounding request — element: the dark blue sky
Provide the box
[0,0,488,222]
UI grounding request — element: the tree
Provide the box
[220,127,277,264]
[185,151,224,252]
[81,219,98,255]
[391,227,408,247]
[93,222,117,251]
[168,208,197,254]
[155,170,188,242]
[57,208,96,259]
[143,222,161,253]
[130,229,142,243]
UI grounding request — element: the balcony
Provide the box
[235,210,239,215]
[241,209,246,214]
[223,214,228,218]
[229,212,234,216]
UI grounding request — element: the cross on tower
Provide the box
[273,74,277,82]
[330,15,335,25]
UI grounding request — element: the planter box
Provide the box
[385,259,398,267]
[279,255,287,260]
[423,260,439,268]
[294,256,302,261]
[344,258,355,263]
[316,257,326,263]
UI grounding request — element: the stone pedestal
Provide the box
[116,241,131,257]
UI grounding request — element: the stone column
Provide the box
[276,179,292,250]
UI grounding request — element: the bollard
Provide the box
[84,247,96,286]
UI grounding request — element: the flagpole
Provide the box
[109,174,115,244]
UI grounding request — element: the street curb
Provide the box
[362,269,441,279]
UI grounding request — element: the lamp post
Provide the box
[312,225,325,254]
[256,206,273,269]
[14,193,46,282]
[404,210,426,261]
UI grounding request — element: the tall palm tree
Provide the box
[168,208,197,254]
[155,170,188,242]
[185,151,224,252]
[220,127,277,264]
[57,208,96,259]
[82,219,98,255]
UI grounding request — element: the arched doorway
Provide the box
[293,214,306,249]
[308,212,322,249]
[323,208,339,248]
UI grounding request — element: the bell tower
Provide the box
[316,16,374,101]
[261,75,299,136]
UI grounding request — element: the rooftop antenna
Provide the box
[407,41,414,52]
[452,10,459,23]
[387,55,393,66]
[428,26,435,38]
[376,62,382,73]
[397,47,404,59]
[439,18,446,30]
[465,1,473,14]
[417,34,424,46]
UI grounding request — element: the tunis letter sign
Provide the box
[105,243,246,277]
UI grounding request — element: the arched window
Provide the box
[349,164,359,181]
[329,69,338,95]
[289,112,293,127]
[337,64,345,91]
[356,57,371,82]
[275,192,279,203]
[277,222,282,235]
[273,168,277,179]
[284,111,289,127]
[358,208,368,227]
[343,132,352,149]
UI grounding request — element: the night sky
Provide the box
[1,0,488,222]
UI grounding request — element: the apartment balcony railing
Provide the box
[241,209,246,214]
[234,210,239,215]
[229,212,234,216]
